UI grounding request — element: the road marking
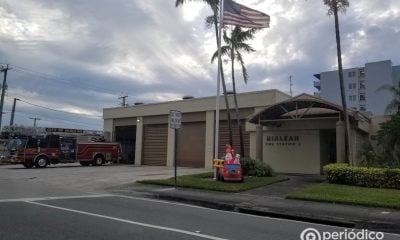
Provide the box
[114,195,400,237]
[0,194,114,203]
[2,194,399,238]
[25,201,228,240]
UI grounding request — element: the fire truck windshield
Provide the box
[7,138,27,150]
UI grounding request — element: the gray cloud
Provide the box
[0,0,399,130]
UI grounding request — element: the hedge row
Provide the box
[323,163,400,189]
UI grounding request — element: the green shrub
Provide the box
[241,157,273,177]
[323,163,400,189]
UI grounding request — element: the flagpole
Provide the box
[214,0,224,179]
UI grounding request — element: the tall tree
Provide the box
[175,0,234,148]
[378,83,400,114]
[323,0,351,164]
[212,26,258,157]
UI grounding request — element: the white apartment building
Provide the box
[313,60,400,115]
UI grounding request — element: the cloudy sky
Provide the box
[0,0,399,130]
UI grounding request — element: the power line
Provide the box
[29,117,41,127]
[13,110,102,129]
[119,95,128,107]
[8,97,102,118]
[8,64,124,95]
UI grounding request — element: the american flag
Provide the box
[223,0,270,28]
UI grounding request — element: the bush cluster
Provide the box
[323,163,400,189]
[241,157,273,177]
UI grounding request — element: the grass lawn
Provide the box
[137,172,288,193]
[287,183,400,209]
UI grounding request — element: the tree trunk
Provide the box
[231,48,245,157]
[334,5,351,164]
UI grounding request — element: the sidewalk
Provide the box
[109,175,400,234]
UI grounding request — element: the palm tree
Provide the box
[323,0,351,164]
[378,83,400,114]
[175,0,234,148]
[211,26,258,157]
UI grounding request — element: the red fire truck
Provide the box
[7,134,122,168]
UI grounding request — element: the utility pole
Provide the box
[119,95,128,107]
[289,75,293,97]
[29,117,41,127]
[0,64,10,131]
[10,98,19,127]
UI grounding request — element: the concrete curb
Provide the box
[130,190,400,235]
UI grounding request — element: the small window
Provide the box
[348,71,355,77]
[359,68,365,77]
[360,94,366,101]
[360,106,366,111]
[359,82,366,89]
[349,95,357,101]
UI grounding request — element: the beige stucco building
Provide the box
[103,89,379,174]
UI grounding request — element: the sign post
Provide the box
[169,110,182,188]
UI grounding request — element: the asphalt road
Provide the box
[1,195,399,240]
[1,164,399,240]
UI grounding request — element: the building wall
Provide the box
[364,61,393,115]
[103,89,290,168]
[314,60,398,115]
[263,130,321,174]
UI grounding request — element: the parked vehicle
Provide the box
[6,134,122,168]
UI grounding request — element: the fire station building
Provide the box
[103,89,374,174]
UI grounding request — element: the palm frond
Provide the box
[205,15,215,29]
[323,0,349,15]
[235,42,255,53]
[222,30,231,45]
[236,52,248,84]
[211,46,231,63]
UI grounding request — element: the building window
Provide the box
[359,82,366,90]
[348,83,356,89]
[348,71,356,77]
[360,106,366,111]
[359,68,365,78]
[349,95,357,101]
[360,94,366,101]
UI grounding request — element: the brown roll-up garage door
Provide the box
[218,120,250,158]
[142,124,168,166]
[176,122,206,168]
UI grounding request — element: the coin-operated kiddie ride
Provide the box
[213,144,244,182]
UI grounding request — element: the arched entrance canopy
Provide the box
[248,93,364,125]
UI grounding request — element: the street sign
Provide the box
[169,110,182,129]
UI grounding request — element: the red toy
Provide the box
[217,144,244,182]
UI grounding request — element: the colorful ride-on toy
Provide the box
[217,163,244,182]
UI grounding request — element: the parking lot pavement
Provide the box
[0,164,209,199]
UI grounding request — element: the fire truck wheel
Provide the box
[92,155,104,166]
[35,156,48,168]
[23,162,33,169]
